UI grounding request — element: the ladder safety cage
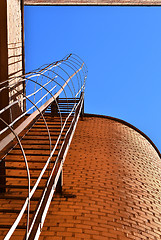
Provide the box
[0,53,87,240]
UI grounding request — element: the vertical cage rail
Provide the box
[0,54,87,240]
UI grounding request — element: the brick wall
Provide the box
[7,0,24,121]
[7,0,23,78]
[40,116,161,240]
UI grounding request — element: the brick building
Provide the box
[0,1,161,239]
[0,0,25,129]
[38,114,161,240]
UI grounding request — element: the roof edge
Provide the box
[84,113,161,159]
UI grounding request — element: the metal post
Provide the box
[80,92,84,120]
[51,97,59,117]
[56,170,63,194]
[51,95,62,193]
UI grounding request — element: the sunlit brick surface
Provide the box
[40,116,161,240]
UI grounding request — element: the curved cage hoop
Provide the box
[0,54,87,240]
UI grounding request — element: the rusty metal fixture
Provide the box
[0,53,87,240]
[24,0,161,6]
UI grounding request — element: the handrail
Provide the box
[0,63,84,152]
[0,53,87,240]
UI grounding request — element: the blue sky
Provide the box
[24,6,161,151]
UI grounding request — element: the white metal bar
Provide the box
[0,63,83,152]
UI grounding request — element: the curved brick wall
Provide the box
[40,116,161,240]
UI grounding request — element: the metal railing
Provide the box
[0,53,87,239]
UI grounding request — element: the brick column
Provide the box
[0,0,9,129]
[0,0,8,193]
